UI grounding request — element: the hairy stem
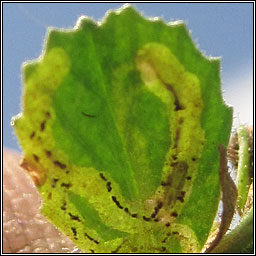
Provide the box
[236,125,251,215]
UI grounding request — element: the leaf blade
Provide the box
[13,5,233,253]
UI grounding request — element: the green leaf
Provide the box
[12,5,232,253]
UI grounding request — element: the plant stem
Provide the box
[236,125,251,215]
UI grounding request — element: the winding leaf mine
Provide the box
[12,5,233,253]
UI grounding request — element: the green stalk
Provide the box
[236,125,251,215]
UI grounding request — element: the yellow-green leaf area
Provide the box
[13,5,233,253]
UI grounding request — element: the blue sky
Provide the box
[3,2,253,151]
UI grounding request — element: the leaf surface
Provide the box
[13,5,232,253]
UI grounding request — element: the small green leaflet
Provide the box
[12,5,232,253]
